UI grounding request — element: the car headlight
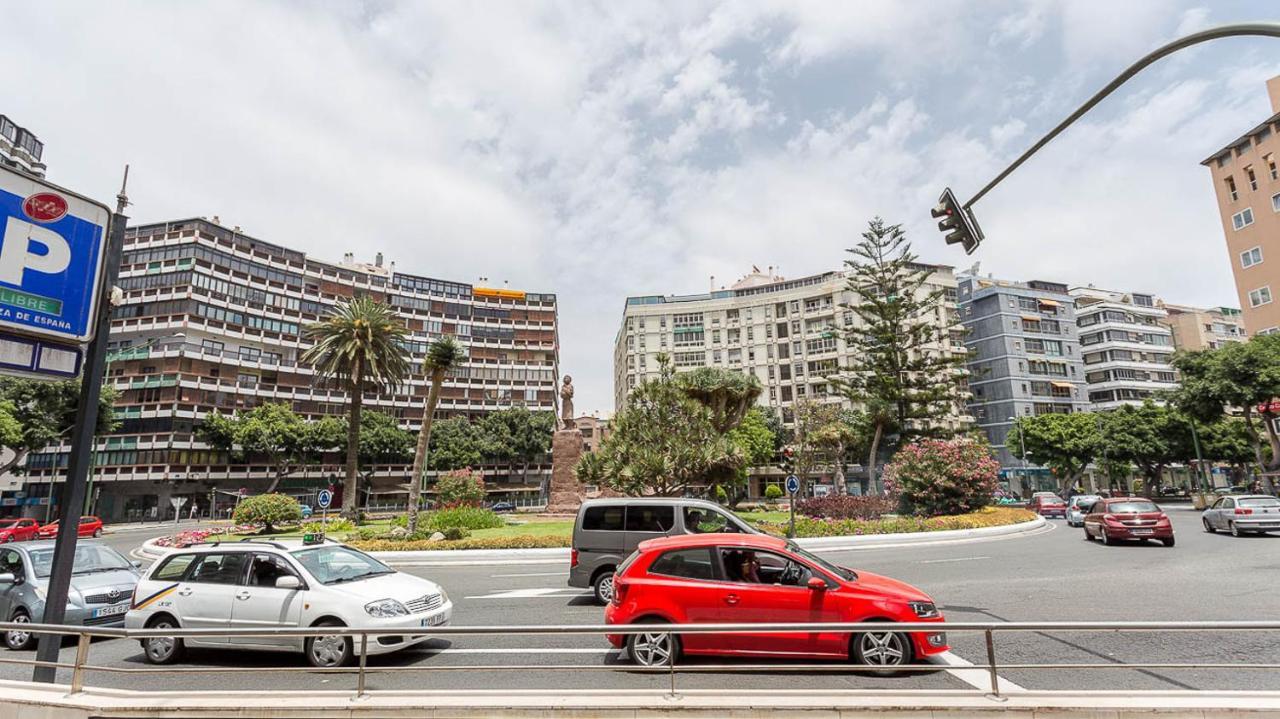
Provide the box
[908,601,939,619]
[364,599,409,618]
[438,588,449,605]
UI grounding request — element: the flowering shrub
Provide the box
[348,535,571,551]
[425,506,504,531]
[796,495,896,520]
[757,506,1036,538]
[434,469,486,507]
[882,438,999,517]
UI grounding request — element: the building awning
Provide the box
[1051,381,1074,389]
[1038,299,1059,307]
[1020,314,1041,322]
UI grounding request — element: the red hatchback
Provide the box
[1028,496,1067,518]
[0,518,40,542]
[36,516,104,539]
[605,534,948,669]
[1082,497,1174,547]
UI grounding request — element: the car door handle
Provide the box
[177,587,193,596]
[235,591,251,601]
[723,593,740,605]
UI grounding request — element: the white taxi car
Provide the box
[125,538,451,667]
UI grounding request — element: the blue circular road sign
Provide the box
[316,489,333,509]
[786,475,800,495]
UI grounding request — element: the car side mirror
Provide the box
[131,561,143,569]
[0,573,14,585]
[807,577,827,591]
[275,575,302,590]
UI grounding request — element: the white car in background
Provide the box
[126,538,451,667]
[1065,495,1102,527]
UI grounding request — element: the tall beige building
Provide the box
[1201,76,1280,336]
[1159,303,1246,351]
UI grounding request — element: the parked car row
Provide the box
[0,516,103,543]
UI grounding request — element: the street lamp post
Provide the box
[1188,420,1208,493]
[1008,415,1028,495]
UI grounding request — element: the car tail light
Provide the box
[1103,514,1119,523]
[570,548,579,568]
[1235,508,1254,515]
[611,579,626,607]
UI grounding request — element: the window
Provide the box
[247,553,301,587]
[1242,247,1263,269]
[581,506,624,531]
[719,548,812,587]
[187,553,248,585]
[1249,286,1273,308]
[1232,207,1254,230]
[1247,167,1258,191]
[649,548,716,580]
[1272,192,1280,213]
[684,507,739,534]
[1226,176,1238,202]
[624,506,674,533]
[1268,154,1278,181]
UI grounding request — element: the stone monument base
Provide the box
[546,428,586,514]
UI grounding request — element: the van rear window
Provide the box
[582,506,624,531]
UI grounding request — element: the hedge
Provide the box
[757,506,1038,538]
[348,535,571,551]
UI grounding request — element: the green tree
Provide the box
[199,403,343,493]
[726,408,776,468]
[1100,402,1178,486]
[0,378,117,475]
[0,401,23,453]
[1006,412,1100,490]
[233,493,303,533]
[478,407,556,480]
[427,417,484,471]
[811,408,867,495]
[676,367,763,433]
[302,297,411,520]
[788,399,837,496]
[576,356,744,496]
[407,336,465,533]
[831,218,967,488]
[355,410,414,468]
[1171,335,1280,478]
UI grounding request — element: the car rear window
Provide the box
[648,548,715,580]
[1042,498,1064,505]
[1239,498,1280,508]
[1108,501,1158,513]
[582,506,624,531]
[153,553,197,581]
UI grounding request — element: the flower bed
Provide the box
[347,535,571,552]
[756,506,1037,538]
[151,525,259,548]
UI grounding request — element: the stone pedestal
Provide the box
[546,428,586,514]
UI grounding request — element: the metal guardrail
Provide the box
[2,620,1278,699]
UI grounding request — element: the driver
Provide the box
[738,551,762,583]
[685,510,705,533]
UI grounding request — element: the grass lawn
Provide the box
[470,518,575,540]
[735,510,791,525]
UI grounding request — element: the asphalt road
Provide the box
[3,508,1277,694]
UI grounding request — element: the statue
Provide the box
[559,375,575,429]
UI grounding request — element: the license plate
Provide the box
[421,613,448,627]
[93,604,128,618]
[1131,529,1153,535]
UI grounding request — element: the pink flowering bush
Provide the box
[797,495,896,520]
[882,438,999,517]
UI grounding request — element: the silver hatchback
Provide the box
[1202,495,1280,536]
[0,541,141,650]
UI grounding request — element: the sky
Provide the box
[5,1,1279,414]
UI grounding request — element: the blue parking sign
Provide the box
[0,168,110,343]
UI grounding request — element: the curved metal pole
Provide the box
[965,22,1280,209]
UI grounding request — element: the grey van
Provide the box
[569,498,758,604]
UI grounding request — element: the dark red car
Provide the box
[604,534,947,669]
[36,516,104,539]
[0,518,40,542]
[1082,497,1174,547]
[1028,495,1067,518]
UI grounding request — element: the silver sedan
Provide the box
[1065,495,1101,527]
[1202,495,1280,536]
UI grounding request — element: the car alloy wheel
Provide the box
[143,619,183,664]
[93,529,103,538]
[629,631,676,667]
[854,630,910,668]
[5,612,33,650]
[306,624,352,668]
[593,573,615,605]
[1230,522,1242,538]
[1203,518,1216,533]
[1102,530,1116,546]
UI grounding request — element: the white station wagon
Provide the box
[125,538,451,667]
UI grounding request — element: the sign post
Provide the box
[169,496,188,526]
[19,166,121,684]
[785,474,800,539]
[316,488,333,539]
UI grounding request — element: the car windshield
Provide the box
[1239,498,1280,508]
[28,545,132,579]
[292,545,394,585]
[1071,496,1099,507]
[786,542,856,582]
[1108,501,1159,513]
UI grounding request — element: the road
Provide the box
[3,507,1277,694]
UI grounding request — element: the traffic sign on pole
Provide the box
[316,489,333,509]
[785,475,800,495]
[0,167,110,346]
[786,474,800,540]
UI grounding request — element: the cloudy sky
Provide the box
[6,1,1278,413]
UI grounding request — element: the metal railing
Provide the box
[2,620,1278,699]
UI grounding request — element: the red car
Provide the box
[1028,495,1067,518]
[1082,497,1174,547]
[0,518,40,542]
[36,516,104,539]
[604,533,948,669]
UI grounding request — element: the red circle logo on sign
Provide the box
[22,193,69,223]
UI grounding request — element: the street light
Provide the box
[1008,415,1028,495]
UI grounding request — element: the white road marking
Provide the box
[917,556,991,564]
[811,521,1055,554]
[465,587,592,600]
[932,650,1024,693]
[489,572,568,578]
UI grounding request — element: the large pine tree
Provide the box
[832,218,968,488]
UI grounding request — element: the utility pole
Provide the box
[1188,420,1208,493]
[33,166,130,684]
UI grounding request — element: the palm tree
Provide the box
[302,297,411,521]
[407,336,465,533]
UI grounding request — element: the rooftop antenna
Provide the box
[115,165,131,214]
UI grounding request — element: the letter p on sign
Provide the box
[0,217,72,286]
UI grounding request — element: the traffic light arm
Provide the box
[964,22,1280,210]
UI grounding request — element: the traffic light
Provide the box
[779,447,794,474]
[932,187,984,255]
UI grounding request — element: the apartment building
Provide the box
[0,114,46,177]
[613,266,971,437]
[1072,287,1176,411]
[12,218,559,521]
[1200,76,1280,336]
[1160,303,1246,351]
[957,276,1090,468]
